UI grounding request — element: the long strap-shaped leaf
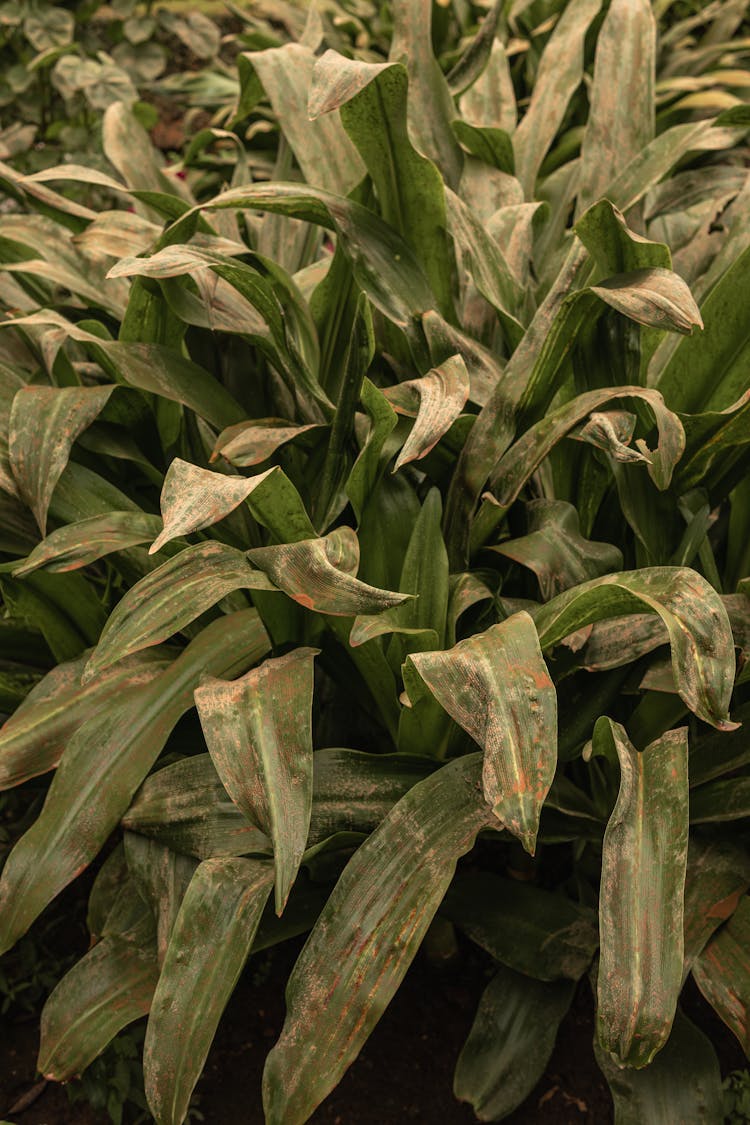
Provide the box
[596,720,689,1067]
[384,355,470,471]
[247,527,410,616]
[692,893,750,1055]
[310,53,454,320]
[682,839,750,979]
[12,512,163,577]
[9,384,114,535]
[454,966,575,1121]
[144,857,274,1125]
[38,885,158,1081]
[534,567,736,730]
[262,754,496,1125]
[195,648,318,914]
[0,648,170,790]
[0,610,270,954]
[406,612,556,855]
[83,543,276,680]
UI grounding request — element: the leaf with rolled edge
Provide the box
[262,753,496,1125]
[195,649,317,914]
[445,188,524,331]
[534,567,736,731]
[570,410,651,465]
[486,386,684,518]
[454,967,575,1122]
[0,609,270,955]
[594,1008,724,1124]
[149,458,315,555]
[384,356,470,472]
[591,268,703,335]
[675,389,750,494]
[596,719,689,1068]
[123,749,435,861]
[145,857,274,1125]
[12,512,163,577]
[178,183,436,328]
[247,527,409,617]
[445,0,502,97]
[692,895,750,1056]
[0,648,171,791]
[211,419,323,468]
[38,885,159,1081]
[581,614,668,671]
[83,544,275,681]
[491,500,623,601]
[123,833,197,968]
[441,871,598,982]
[512,0,602,198]
[451,120,514,174]
[9,385,114,535]
[682,839,750,978]
[406,612,556,855]
[310,53,454,320]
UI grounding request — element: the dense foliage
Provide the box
[1,1,750,1122]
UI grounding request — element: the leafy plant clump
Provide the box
[0,1,749,1123]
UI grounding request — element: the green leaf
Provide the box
[191,183,436,328]
[9,384,114,534]
[596,720,689,1067]
[452,119,514,174]
[385,355,470,471]
[240,44,363,194]
[683,839,750,976]
[445,1,503,97]
[513,0,602,197]
[454,966,575,1121]
[491,500,623,600]
[195,648,317,914]
[0,609,270,953]
[247,527,410,616]
[144,857,274,1125]
[345,379,397,525]
[692,894,750,1056]
[575,199,671,276]
[12,512,162,577]
[406,612,557,855]
[590,268,702,335]
[310,53,454,320]
[445,188,524,330]
[534,567,736,730]
[149,458,315,554]
[123,833,196,967]
[442,871,598,981]
[594,1008,724,1124]
[578,0,656,212]
[38,885,158,1081]
[262,754,495,1125]
[0,649,170,790]
[84,543,275,680]
[123,749,434,860]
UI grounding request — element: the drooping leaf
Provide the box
[144,858,274,1125]
[262,754,496,1125]
[247,527,410,617]
[491,500,623,600]
[0,610,270,953]
[454,966,575,1122]
[406,611,557,854]
[12,512,162,577]
[83,543,276,680]
[211,419,323,468]
[596,719,689,1068]
[9,385,114,535]
[384,355,470,471]
[195,648,318,914]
